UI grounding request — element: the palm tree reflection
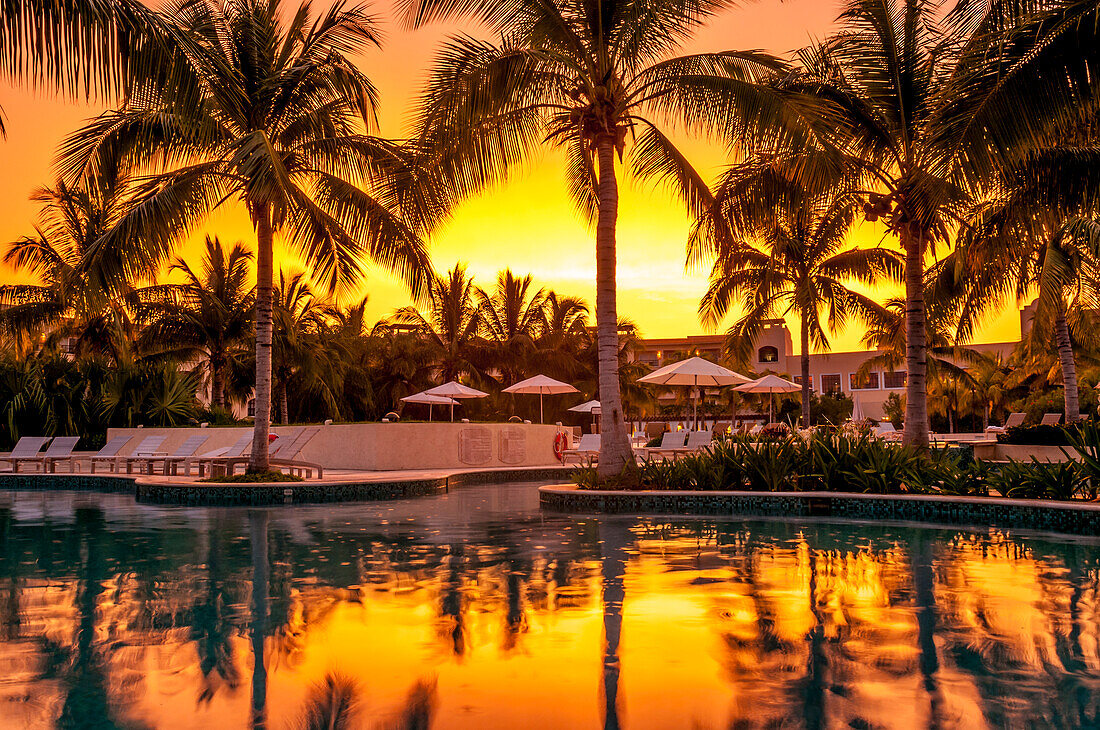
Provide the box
[249,510,270,730]
[598,520,631,730]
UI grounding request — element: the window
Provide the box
[758,346,779,363]
[849,372,880,390]
[883,371,907,389]
[247,399,256,417]
[821,374,842,394]
[793,374,813,390]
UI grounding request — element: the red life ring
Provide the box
[553,431,567,462]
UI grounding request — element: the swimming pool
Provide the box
[1,482,1098,728]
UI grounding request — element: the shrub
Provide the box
[998,423,1080,445]
[200,470,304,483]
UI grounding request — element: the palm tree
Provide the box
[405,0,793,476]
[137,236,254,410]
[694,156,902,427]
[537,292,591,381]
[394,264,484,383]
[59,0,431,472]
[947,142,1100,422]
[767,0,1100,447]
[476,269,547,386]
[0,172,137,361]
[272,271,342,425]
[0,1,166,128]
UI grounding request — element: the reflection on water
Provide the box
[1,486,1100,728]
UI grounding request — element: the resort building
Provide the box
[634,306,1036,420]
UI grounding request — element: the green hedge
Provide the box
[574,424,1100,501]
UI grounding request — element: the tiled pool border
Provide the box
[538,485,1100,536]
[0,467,571,506]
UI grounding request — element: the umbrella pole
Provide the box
[451,402,455,422]
[429,404,432,422]
[540,392,544,424]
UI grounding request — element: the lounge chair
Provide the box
[985,412,1026,434]
[142,434,211,475]
[873,422,903,442]
[563,434,601,464]
[182,432,255,477]
[747,423,764,436]
[41,436,82,472]
[712,421,731,439]
[220,426,324,478]
[1040,412,1062,427]
[643,430,688,459]
[85,436,136,473]
[115,435,169,474]
[0,436,52,472]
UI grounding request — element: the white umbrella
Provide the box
[503,374,580,423]
[401,392,459,422]
[638,357,751,429]
[423,381,489,421]
[568,399,601,432]
[735,374,801,423]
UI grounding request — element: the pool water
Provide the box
[1,484,1099,729]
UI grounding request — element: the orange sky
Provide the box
[0,0,1022,351]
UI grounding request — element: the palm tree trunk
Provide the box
[279,381,289,426]
[800,319,811,428]
[1054,300,1080,422]
[250,202,274,473]
[902,227,929,449]
[210,352,224,409]
[594,137,634,478]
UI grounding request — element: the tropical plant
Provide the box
[137,236,254,409]
[537,292,591,381]
[761,0,1100,447]
[693,154,902,427]
[272,271,343,424]
[476,269,547,386]
[405,0,796,475]
[394,263,484,383]
[0,170,138,361]
[59,0,432,471]
[950,164,1100,422]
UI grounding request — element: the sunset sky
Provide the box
[0,0,1022,351]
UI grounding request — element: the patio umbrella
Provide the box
[638,357,751,429]
[400,392,459,422]
[503,374,580,423]
[568,399,601,431]
[423,381,489,421]
[735,374,801,423]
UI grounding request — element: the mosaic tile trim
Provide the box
[0,466,572,506]
[538,487,1100,536]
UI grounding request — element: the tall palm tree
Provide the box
[694,156,902,427]
[137,236,255,409]
[765,0,1100,447]
[405,0,793,476]
[272,271,342,424]
[537,292,591,381]
[0,171,137,361]
[394,264,484,383]
[947,143,1100,423]
[59,0,432,471]
[476,269,547,386]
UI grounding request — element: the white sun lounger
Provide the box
[563,434,601,464]
[40,436,82,472]
[0,436,53,472]
[180,432,255,477]
[985,412,1026,434]
[139,434,211,475]
[86,436,136,473]
[115,435,169,474]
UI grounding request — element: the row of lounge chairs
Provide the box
[564,429,720,464]
[0,428,323,478]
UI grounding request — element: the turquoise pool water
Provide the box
[1,483,1098,728]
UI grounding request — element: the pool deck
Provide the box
[0,465,573,505]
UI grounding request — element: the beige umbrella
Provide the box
[424,381,489,421]
[568,399,601,431]
[401,392,459,422]
[638,357,751,428]
[735,374,801,423]
[503,374,580,423]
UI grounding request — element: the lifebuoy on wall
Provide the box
[553,431,567,462]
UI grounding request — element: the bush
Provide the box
[572,426,1100,501]
[998,422,1082,445]
[200,470,304,483]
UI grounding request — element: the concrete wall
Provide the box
[107,422,561,471]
